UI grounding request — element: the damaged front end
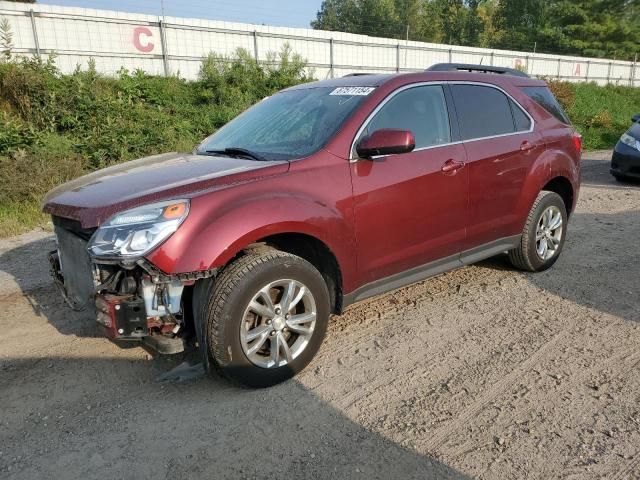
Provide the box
[48,202,215,355]
[91,262,190,354]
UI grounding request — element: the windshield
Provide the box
[196,87,374,161]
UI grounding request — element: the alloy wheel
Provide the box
[535,205,563,261]
[240,279,317,368]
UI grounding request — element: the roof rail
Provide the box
[426,63,530,78]
[343,73,375,77]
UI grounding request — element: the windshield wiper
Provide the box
[205,147,268,162]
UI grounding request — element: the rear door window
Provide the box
[521,86,570,124]
[451,85,516,140]
[359,85,451,150]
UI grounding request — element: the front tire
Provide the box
[205,247,330,388]
[508,191,568,272]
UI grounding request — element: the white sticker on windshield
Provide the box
[330,86,375,96]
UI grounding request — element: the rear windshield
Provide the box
[196,86,373,161]
[521,87,571,125]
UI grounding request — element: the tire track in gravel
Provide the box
[307,268,515,380]
[419,329,567,453]
[613,456,640,480]
[331,297,555,415]
[447,329,640,462]
[306,268,547,421]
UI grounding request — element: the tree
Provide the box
[1,18,13,60]
[311,0,640,59]
[493,0,546,50]
[311,0,401,38]
[536,0,639,60]
[476,0,502,48]
[463,0,484,46]
[429,0,464,44]
[394,0,425,40]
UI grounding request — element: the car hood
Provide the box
[43,152,289,228]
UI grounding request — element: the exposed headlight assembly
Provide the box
[620,132,640,152]
[88,199,189,259]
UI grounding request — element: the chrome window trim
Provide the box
[349,80,536,162]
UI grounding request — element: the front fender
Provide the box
[146,191,356,286]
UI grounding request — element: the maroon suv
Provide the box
[44,64,581,387]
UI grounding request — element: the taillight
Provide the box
[572,132,582,154]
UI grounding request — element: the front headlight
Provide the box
[620,132,640,151]
[88,199,189,259]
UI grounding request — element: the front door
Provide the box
[350,84,468,284]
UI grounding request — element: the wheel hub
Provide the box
[272,315,285,331]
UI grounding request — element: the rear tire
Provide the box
[204,247,330,388]
[508,191,567,272]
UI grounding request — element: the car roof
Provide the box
[284,70,546,92]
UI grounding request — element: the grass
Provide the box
[0,201,49,237]
[563,83,640,151]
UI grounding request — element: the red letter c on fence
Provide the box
[133,27,154,53]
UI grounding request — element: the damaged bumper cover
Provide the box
[50,217,217,353]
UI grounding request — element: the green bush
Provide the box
[558,82,640,151]
[0,46,311,235]
[198,46,312,124]
[0,112,38,153]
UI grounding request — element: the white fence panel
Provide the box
[0,1,637,87]
[5,11,34,50]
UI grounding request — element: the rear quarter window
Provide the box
[510,100,532,132]
[522,86,570,125]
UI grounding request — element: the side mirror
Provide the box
[632,114,640,123]
[356,129,416,159]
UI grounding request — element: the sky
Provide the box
[39,0,324,28]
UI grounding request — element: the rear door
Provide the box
[450,83,543,251]
[350,83,468,284]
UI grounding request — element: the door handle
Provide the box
[441,159,465,174]
[520,140,535,152]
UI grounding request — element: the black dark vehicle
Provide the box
[611,114,640,181]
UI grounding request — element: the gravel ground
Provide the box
[1,151,639,480]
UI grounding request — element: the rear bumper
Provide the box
[611,143,640,178]
[610,168,640,180]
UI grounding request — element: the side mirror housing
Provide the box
[632,114,640,123]
[356,129,416,159]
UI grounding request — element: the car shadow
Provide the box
[0,234,100,337]
[477,208,640,324]
[0,353,470,479]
